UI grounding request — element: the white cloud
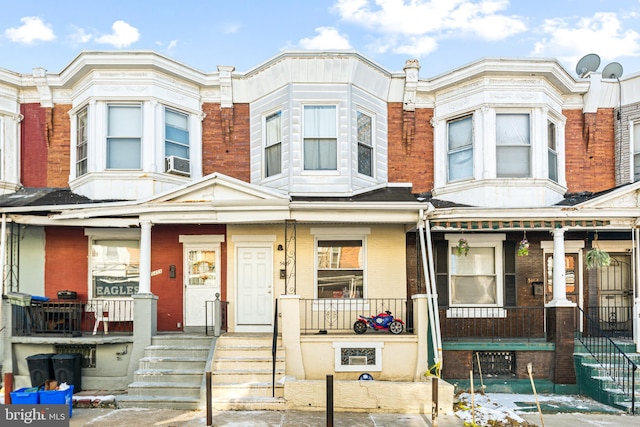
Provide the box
[298,27,352,50]
[333,0,526,56]
[532,12,640,68]
[167,40,178,51]
[4,16,55,45]
[68,26,93,45]
[95,20,140,48]
[222,22,241,34]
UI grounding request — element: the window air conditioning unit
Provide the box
[165,156,190,176]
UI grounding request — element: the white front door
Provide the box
[184,246,220,327]
[237,246,273,331]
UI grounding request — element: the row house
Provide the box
[0,50,638,412]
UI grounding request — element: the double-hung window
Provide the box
[107,105,141,169]
[76,107,88,177]
[548,120,558,182]
[447,115,473,181]
[633,122,640,182]
[304,105,337,170]
[496,113,530,178]
[265,111,282,177]
[357,111,373,176]
[91,239,140,297]
[316,239,364,299]
[165,108,190,160]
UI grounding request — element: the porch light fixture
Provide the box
[277,244,284,251]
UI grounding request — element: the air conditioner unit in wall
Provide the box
[165,156,190,176]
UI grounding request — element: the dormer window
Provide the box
[265,111,282,178]
[496,113,530,178]
[447,115,473,182]
[304,105,337,171]
[107,104,142,169]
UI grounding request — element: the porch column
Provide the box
[279,295,305,379]
[412,294,430,381]
[547,228,573,307]
[138,220,152,294]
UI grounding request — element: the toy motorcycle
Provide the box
[353,310,404,334]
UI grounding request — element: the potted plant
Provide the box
[517,236,529,257]
[455,238,470,256]
[586,247,610,270]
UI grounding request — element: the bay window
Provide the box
[316,239,364,299]
[304,105,337,170]
[165,108,190,160]
[548,120,558,182]
[496,113,530,178]
[76,107,88,177]
[265,111,282,177]
[447,115,473,181]
[633,122,640,182]
[107,105,142,169]
[357,111,373,177]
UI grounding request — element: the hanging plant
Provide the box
[586,248,610,270]
[517,232,530,257]
[455,238,470,256]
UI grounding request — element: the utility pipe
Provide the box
[424,214,443,365]
[0,214,6,294]
[418,210,439,370]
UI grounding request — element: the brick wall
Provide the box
[44,227,89,299]
[388,103,433,193]
[20,104,49,187]
[442,350,554,381]
[47,104,72,188]
[564,108,616,193]
[202,103,251,181]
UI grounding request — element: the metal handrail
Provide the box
[272,298,278,397]
[576,306,637,414]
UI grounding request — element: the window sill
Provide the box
[446,307,507,318]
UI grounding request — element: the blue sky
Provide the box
[1,1,640,79]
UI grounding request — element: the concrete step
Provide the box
[212,369,285,384]
[213,356,285,370]
[133,368,204,383]
[139,356,207,370]
[152,334,213,347]
[117,394,201,410]
[144,345,210,358]
[210,396,286,411]
[127,381,200,398]
[212,382,284,398]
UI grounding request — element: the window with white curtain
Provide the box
[447,115,473,181]
[357,111,373,176]
[107,105,142,169]
[165,108,190,160]
[304,105,337,170]
[76,107,88,177]
[633,122,640,182]
[548,120,558,182]
[450,246,498,305]
[496,113,530,177]
[265,111,282,177]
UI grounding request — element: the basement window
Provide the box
[472,351,516,378]
[333,341,383,372]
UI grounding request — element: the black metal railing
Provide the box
[587,305,633,338]
[205,297,229,336]
[438,306,547,341]
[11,298,134,336]
[272,298,279,397]
[576,306,637,414]
[301,298,409,335]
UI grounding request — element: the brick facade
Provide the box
[20,104,49,187]
[202,103,251,180]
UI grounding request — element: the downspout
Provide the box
[0,214,6,294]
[418,206,442,370]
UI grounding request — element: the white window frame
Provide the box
[84,229,140,300]
[547,119,558,182]
[0,115,3,179]
[496,112,531,178]
[164,107,190,162]
[76,107,88,177]
[303,104,338,171]
[264,111,282,178]
[106,104,142,170]
[357,110,374,177]
[632,121,640,183]
[311,227,370,300]
[447,115,474,182]
[445,234,505,313]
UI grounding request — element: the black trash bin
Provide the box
[52,353,82,393]
[26,353,55,387]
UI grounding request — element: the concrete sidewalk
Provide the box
[69,408,464,426]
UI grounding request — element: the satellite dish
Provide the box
[575,53,601,78]
[602,62,623,79]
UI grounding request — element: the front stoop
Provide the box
[574,340,640,413]
[117,334,214,410]
[210,333,286,410]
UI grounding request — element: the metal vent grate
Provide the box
[55,344,97,368]
[473,351,516,378]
